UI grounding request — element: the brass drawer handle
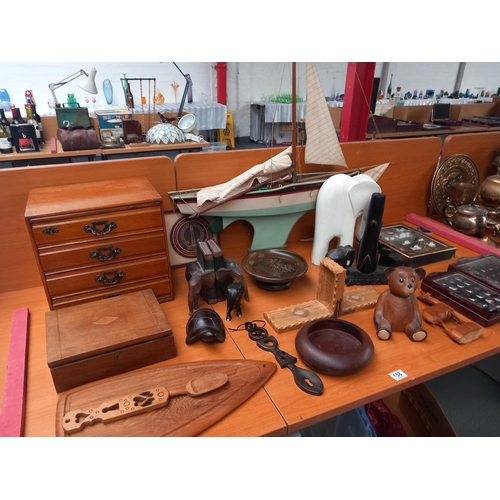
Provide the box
[84,220,117,236]
[95,270,126,285]
[42,227,59,235]
[89,246,122,261]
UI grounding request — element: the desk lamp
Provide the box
[48,68,98,107]
[173,63,193,119]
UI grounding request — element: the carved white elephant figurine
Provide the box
[311,174,382,265]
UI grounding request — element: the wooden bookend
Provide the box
[340,287,380,315]
[264,300,334,334]
[316,258,346,313]
[316,258,379,316]
[264,258,379,333]
[264,258,346,333]
[197,241,217,304]
[207,239,226,302]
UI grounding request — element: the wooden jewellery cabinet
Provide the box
[25,177,173,309]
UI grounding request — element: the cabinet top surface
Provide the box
[25,177,161,218]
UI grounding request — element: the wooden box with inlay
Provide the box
[45,289,176,393]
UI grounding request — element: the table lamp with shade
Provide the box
[48,68,98,107]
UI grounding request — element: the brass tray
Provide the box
[101,137,125,149]
[431,154,479,216]
[242,249,308,291]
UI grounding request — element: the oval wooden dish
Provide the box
[295,318,374,375]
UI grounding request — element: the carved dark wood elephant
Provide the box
[326,245,356,269]
[215,258,250,302]
[185,261,216,315]
[225,282,245,321]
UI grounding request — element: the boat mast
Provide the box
[291,62,297,182]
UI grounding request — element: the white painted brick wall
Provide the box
[1,62,499,138]
[385,62,463,96]
[0,62,216,116]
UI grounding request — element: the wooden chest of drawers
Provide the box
[25,177,173,309]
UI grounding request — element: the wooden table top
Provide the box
[2,228,500,436]
[216,238,500,434]
[0,268,286,438]
[366,124,500,140]
[0,139,209,162]
[99,140,210,155]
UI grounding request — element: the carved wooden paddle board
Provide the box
[55,359,276,437]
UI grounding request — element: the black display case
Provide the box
[421,269,500,327]
[378,224,456,268]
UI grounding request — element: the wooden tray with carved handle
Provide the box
[55,359,276,437]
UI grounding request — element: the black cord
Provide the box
[229,319,266,331]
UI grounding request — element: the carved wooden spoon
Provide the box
[62,372,229,435]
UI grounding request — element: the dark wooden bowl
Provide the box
[295,318,374,375]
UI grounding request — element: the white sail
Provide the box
[364,162,390,182]
[196,147,293,207]
[191,63,388,211]
[304,62,348,168]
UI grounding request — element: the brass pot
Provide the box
[485,222,500,246]
[449,182,477,206]
[444,203,489,236]
[492,154,500,174]
[477,175,500,210]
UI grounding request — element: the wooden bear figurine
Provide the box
[373,266,427,342]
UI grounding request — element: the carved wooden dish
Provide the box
[295,318,374,375]
[242,249,308,291]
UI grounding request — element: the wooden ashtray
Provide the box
[295,318,374,375]
[242,249,308,291]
